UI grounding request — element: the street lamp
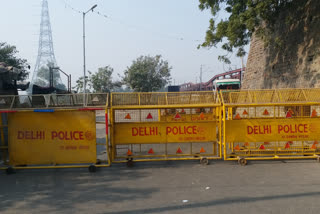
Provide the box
[83,4,97,105]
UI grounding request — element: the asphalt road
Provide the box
[1,159,320,214]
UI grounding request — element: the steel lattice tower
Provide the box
[30,0,64,91]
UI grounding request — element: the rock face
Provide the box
[242,0,320,89]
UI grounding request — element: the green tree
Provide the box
[123,55,171,92]
[198,0,297,63]
[91,66,122,93]
[73,71,92,93]
[73,66,122,93]
[113,86,132,92]
[0,42,29,80]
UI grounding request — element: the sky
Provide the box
[0,0,248,87]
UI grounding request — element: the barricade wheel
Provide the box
[200,158,209,165]
[127,159,134,167]
[194,153,200,158]
[6,167,16,175]
[88,165,97,173]
[238,158,247,166]
[230,153,236,158]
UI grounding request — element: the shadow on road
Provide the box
[105,191,320,214]
[0,167,157,212]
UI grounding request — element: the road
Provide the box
[1,159,320,214]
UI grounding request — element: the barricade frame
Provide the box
[0,93,111,173]
[221,89,320,164]
[110,91,222,165]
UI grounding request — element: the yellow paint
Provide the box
[226,118,320,142]
[160,113,215,122]
[111,91,219,107]
[109,91,221,162]
[114,122,216,144]
[0,113,7,163]
[8,111,96,165]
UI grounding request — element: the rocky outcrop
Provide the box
[242,0,320,89]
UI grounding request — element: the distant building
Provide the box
[167,85,180,92]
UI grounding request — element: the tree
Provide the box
[73,71,92,93]
[123,55,171,92]
[73,66,122,93]
[113,86,132,92]
[91,66,122,93]
[0,42,29,80]
[198,0,298,63]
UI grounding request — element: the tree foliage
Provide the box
[73,66,121,93]
[123,55,171,92]
[91,66,121,93]
[0,42,29,80]
[198,0,297,63]
[73,71,93,93]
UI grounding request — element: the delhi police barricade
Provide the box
[0,93,110,174]
[110,92,222,166]
[221,88,320,165]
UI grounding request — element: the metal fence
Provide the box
[221,89,320,165]
[3,89,320,171]
[0,93,110,173]
[0,93,108,110]
[110,92,222,166]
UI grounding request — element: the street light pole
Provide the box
[200,64,203,91]
[83,12,86,104]
[82,4,97,106]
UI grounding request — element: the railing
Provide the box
[111,91,219,108]
[221,88,320,105]
[0,93,108,110]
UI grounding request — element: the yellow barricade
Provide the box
[221,89,320,165]
[110,92,222,165]
[0,93,110,173]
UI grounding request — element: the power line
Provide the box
[60,0,202,43]
[60,0,81,14]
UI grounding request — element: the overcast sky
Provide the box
[0,0,248,87]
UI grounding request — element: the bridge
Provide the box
[179,67,245,91]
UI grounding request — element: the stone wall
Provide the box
[242,0,320,89]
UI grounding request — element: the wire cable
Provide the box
[60,0,202,43]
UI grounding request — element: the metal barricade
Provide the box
[221,89,320,165]
[0,93,110,173]
[110,92,222,165]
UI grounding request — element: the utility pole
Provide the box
[200,64,203,91]
[241,56,244,69]
[82,4,97,106]
[83,12,86,95]
[240,56,244,82]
